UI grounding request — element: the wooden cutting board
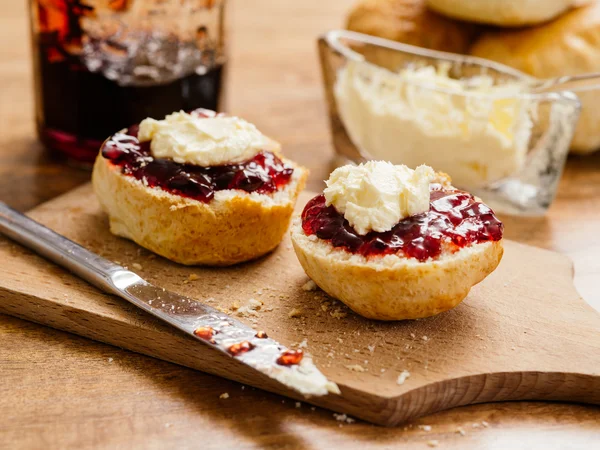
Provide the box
[1,184,599,426]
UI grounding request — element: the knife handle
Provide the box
[0,202,127,295]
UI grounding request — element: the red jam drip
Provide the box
[255,331,268,339]
[301,186,503,262]
[228,341,255,356]
[194,326,215,342]
[100,114,294,203]
[277,349,304,366]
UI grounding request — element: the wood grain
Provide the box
[1,0,600,447]
[1,185,600,427]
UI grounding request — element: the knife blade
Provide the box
[0,202,340,397]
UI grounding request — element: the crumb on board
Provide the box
[345,364,366,373]
[288,308,304,318]
[456,427,466,436]
[482,421,489,428]
[295,402,301,408]
[367,345,375,353]
[188,274,199,281]
[397,370,411,385]
[330,308,347,319]
[297,339,308,349]
[422,335,429,341]
[302,280,318,291]
[219,393,229,399]
[419,425,432,432]
[132,263,143,271]
[427,440,439,448]
[333,413,355,424]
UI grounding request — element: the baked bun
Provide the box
[92,135,307,266]
[426,0,589,27]
[346,0,478,53]
[292,228,503,320]
[291,172,504,321]
[470,2,600,154]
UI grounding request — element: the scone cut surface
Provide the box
[291,172,504,320]
[92,113,307,266]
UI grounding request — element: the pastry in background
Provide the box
[426,0,590,27]
[93,109,308,266]
[470,1,600,154]
[346,0,479,54]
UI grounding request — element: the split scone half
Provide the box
[92,109,307,266]
[291,162,503,321]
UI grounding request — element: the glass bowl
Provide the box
[318,30,582,216]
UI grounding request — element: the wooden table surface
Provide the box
[1,1,599,449]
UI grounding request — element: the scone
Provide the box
[291,162,503,321]
[426,0,590,27]
[92,109,307,266]
[346,0,479,53]
[470,2,600,154]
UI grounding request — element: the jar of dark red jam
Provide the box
[29,0,227,166]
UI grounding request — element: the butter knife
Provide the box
[0,202,339,397]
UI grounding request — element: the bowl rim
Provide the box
[321,29,582,106]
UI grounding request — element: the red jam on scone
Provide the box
[101,109,294,203]
[301,184,503,262]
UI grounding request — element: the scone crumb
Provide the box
[330,308,348,319]
[337,338,343,344]
[422,335,429,341]
[288,308,304,318]
[456,427,466,436]
[219,393,229,399]
[297,339,308,349]
[397,370,411,385]
[295,402,301,408]
[249,298,263,309]
[132,263,143,270]
[427,440,439,448]
[321,302,330,312]
[419,425,432,432]
[410,333,416,338]
[231,301,240,311]
[188,274,199,281]
[237,306,259,317]
[367,345,375,353]
[302,280,318,291]
[481,421,489,428]
[333,413,355,424]
[345,364,366,372]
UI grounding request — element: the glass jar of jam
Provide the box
[29,0,227,166]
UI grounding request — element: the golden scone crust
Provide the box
[346,0,479,53]
[292,221,503,321]
[92,154,307,266]
[427,0,589,27]
[470,2,600,154]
